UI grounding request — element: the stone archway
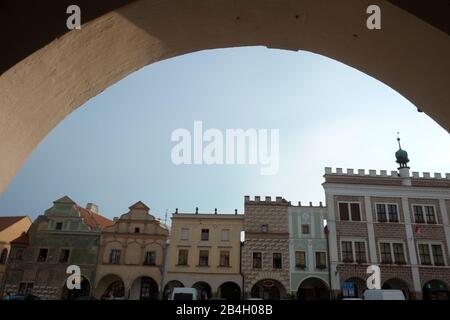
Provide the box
[61,276,91,300]
[192,281,212,300]
[342,277,366,298]
[382,278,411,300]
[163,280,184,300]
[130,276,159,300]
[95,274,125,299]
[251,279,287,300]
[218,282,241,300]
[422,280,450,301]
[1,0,450,194]
[297,277,330,300]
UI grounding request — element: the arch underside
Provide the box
[1,0,449,193]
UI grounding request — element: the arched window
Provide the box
[0,248,8,264]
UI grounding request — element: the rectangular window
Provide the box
[414,205,425,223]
[339,203,349,221]
[350,203,361,221]
[261,224,269,233]
[253,252,262,269]
[177,249,188,266]
[376,204,387,222]
[380,243,392,264]
[59,249,70,263]
[219,251,230,267]
[201,229,209,241]
[339,203,361,221]
[301,224,310,235]
[199,250,209,266]
[180,228,189,240]
[37,248,48,262]
[388,205,399,222]
[144,251,156,265]
[221,229,230,241]
[109,249,121,264]
[425,206,436,224]
[418,244,431,265]
[355,242,367,263]
[18,282,33,295]
[295,251,306,269]
[134,227,140,233]
[55,222,63,230]
[315,252,327,269]
[432,245,445,266]
[273,253,282,269]
[342,241,353,262]
[393,243,406,264]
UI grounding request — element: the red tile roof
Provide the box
[78,207,114,230]
[11,232,29,245]
[0,216,28,232]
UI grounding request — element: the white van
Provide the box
[170,288,198,300]
[362,289,405,300]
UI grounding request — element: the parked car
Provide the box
[362,289,405,300]
[170,288,198,300]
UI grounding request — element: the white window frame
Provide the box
[375,203,399,223]
[416,241,447,266]
[340,238,368,263]
[338,202,363,222]
[412,204,438,224]
[377,240,407,264]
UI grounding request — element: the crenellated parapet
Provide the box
[324,167,450,180]
[244,196,289,204]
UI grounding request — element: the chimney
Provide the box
[86,203,99,214]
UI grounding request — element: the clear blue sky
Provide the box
[0,47,448,222]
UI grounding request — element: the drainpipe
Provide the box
[240,240,244,299]
[324,225,333,300]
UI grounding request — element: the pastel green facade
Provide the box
[289,205,329,297]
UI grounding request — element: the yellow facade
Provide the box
[164,212,244,299]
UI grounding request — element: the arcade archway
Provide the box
[251,279,287,300]
[192,281,212,300]
[130,276,159,300]
[382,278,411,300]
[422,280,450,300]
[297,277,330,300]
[218,282,241,300]
[95,274,125,299]
[1,0,449,194]
[61,276,91,300]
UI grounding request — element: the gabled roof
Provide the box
[0,216,28,232]
[53,195,76,204]
[78,206,114,230]
[129,201,150,210]
[11,232,29,245]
